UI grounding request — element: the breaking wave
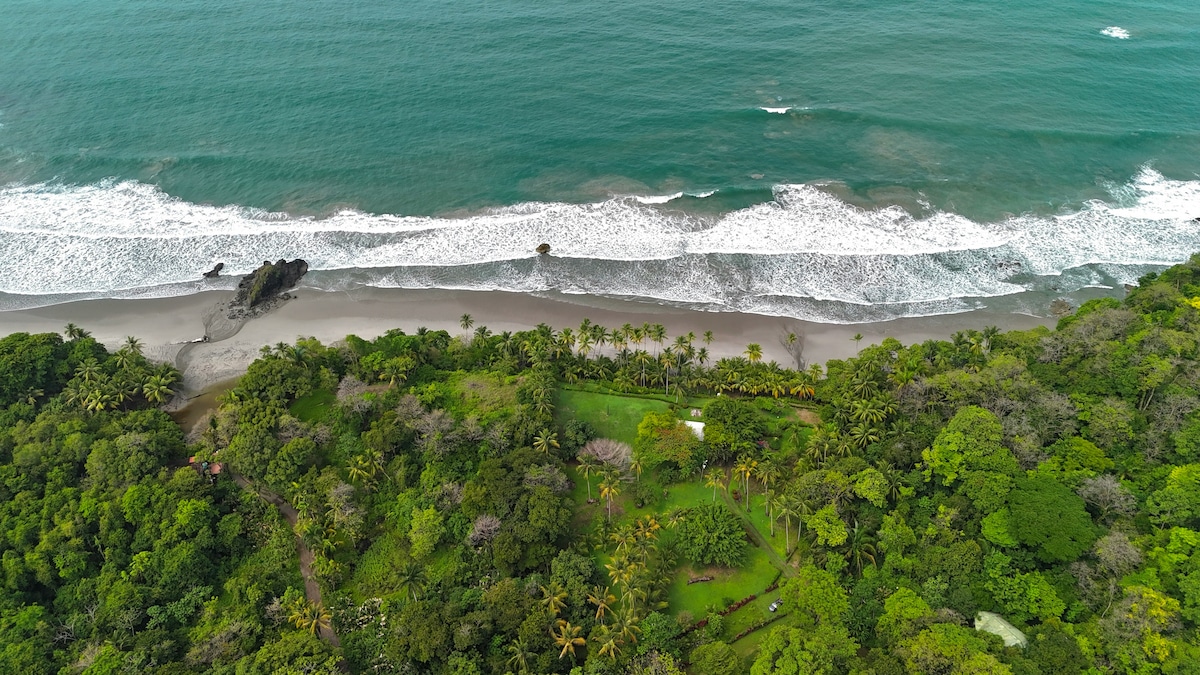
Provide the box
[1,167,1197,321]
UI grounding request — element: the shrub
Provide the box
[675,502,747,567]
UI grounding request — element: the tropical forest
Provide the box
[5,256,1200,675]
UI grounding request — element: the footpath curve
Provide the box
[232,473,341,646]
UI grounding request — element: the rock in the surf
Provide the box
[202,262,225,278]
[536,243,551,255]
[232,259,308,310]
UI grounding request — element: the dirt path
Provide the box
[232,473,340,646]
[721,489,796,578]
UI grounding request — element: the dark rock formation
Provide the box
[232,259,308,310]
[1049,299,1074,317]
[536,243,551,255]
[202,262,225,278]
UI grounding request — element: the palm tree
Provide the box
[661,348,681,395]
[847,423,880,450]
[396,561,425,602]
[123,336,144,355]
[634,516,660,541]
[156,364,181,386]
[599,479,620,522]
[110,377,137,409]
[734,455,758,509]
[629,456,643,483]
[633,350,653,387]
[852,332,864,347]
[533,430,560,456]
[612,609,641,645]
[85,388,114,414]
[142,375,173,405]
[459,313,474,332]
[649,324,667,356]
[289,600,331,635]
[609,524,637,554]
[113,349,134,371]
[541,581,569,617]
[577,332,594,359]
[745,343,763,363]
[704,468,727,502]
[64,323,90,340]
[604,556,636,589]
[551,620,586,660]
[588,585,617,624]
[75,358,101,383]
[755,459,781,513]
[347,453,376,486]
[702,330,714,346]
[773,494,798,555]
[578,454,601,502]
[592,625,623,662]
[844,520,878,576]
[665,508,687,530]
[506,637,534,675]
[473,325,492,343]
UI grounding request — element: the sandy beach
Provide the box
[0,287,1054,396]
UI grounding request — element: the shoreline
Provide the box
[0,287,1055,395]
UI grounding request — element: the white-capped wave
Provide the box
[633,192,684,205]
[0,167,1197,322]
[1101,26,1130,39]
[689,190,718,198]
[760,107,792,114]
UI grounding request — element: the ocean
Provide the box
[1,0,1198,322]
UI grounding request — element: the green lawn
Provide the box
[556,388,672,444]
[448,371,518,419]
[730,491,792,559]
[730,612,796,661]
[289,387,336,423]
[722,593,784,641]
[667,543,776,620]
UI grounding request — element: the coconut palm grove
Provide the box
[4,258,1200,674]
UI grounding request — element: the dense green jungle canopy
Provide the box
[4,257,1200,674]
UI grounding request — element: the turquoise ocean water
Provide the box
[1,0,1198,321]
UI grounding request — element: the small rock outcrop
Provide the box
[231,259,308,315]
[202,262,225,278]
[536,243,551,255]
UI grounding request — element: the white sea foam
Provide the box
[689,190,717,198]
[633,192,684,205]
[0,168,1197,321]
[1101,26,1131,39]
[760,107,791,114]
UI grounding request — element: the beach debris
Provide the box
[228,259,309,317]
[202,262,225,278]
[536,243,551,255]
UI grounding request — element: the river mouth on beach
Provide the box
[168,377,240,433]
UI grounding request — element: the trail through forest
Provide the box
[232,473,341,646]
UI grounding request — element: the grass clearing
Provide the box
[730,612,795,660]
[448,371,518,418]
[289,387,336,423]
[556,388,671,444]
[557,387,802,642]
[722,593,784,640]
[667,543,776,619]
